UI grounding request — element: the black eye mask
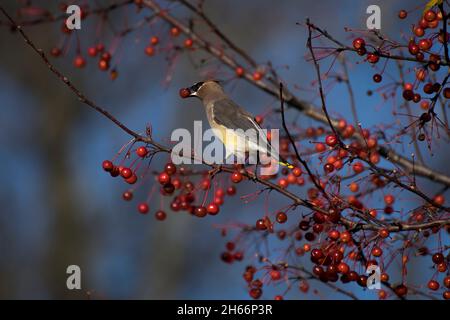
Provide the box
[189,81,204,92]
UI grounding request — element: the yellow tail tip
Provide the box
[279,161,294,169]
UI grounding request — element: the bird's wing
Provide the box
[211,98,274,156]
[211,98,262,137]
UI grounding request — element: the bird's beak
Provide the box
[186,85,198,97]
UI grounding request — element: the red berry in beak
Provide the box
[179,88,190,98]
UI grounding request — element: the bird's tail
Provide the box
[278,161,294,169]
[255,143,294,169]
[278,155,294,169]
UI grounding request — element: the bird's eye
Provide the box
[192,81,204,91]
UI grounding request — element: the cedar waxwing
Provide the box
[183,80,293,169]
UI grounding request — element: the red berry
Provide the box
[110,167,120,177]
[412,93,421,103]
[226,241,235,251]
[164,163,177,175]
[74,56,86,68]
[170,27,180,37]
[310,249,324,262]
[325,134,338,147]
[428,280,440,291]
[352,38,365,49]
[96,43,105,52]
[145,46,155,56]
[384,206,394,214]
[408,43,420,55]
[215,188,225,197]
[252,71,263,81]
[255,115,264,125]
[158,172,171,184]
[398,10,407,19]
[101,51,111,61]
[414,27,425,37]
[352,162,364,174]
[437,262,447,272]
[444,276,450,288]
[444,88,450,99]
[50,47,62,57]
[402,89,414,101]
[221,252,233,263]
[432,253,444,264]
[200,179,211,190]
[102,160,114,172]
[207,203,219,215]
[418,39,432,51]
[366,52,379,64]
[256,219,267,230]
[292,167,302,177]
[424,83,434,94]
[373,74,382,83]
[194,206,207,218]
[356,47,367,56]
[98,59,109,71]
[150,36,159,45]
[276,212,287,224]
[340,231,351,243]
[136,146,148,158]
[184,38,193,48]
[328,229,340,240]
[138,203,149,214]
[349,182,359,193]
[120,167,133,179]
[214,196,224,205]
[155,210,167,221]
[337,262,349,274]
[179,88,190,98]
[379,229,389,238]
[87,46,97,57]
[416,69,427,83]
[278,178,288,188]
[235,67,245,77]
[226,186,236,196]
[424,10,436,22]
[384,194,395,205]
[231,171,243,183]
[434,195,446,205]
[324,163,334,173]
[315,143,326,153]
[122,191,133,201]
[249,288,262,299]
[394,284,408,297]
[125,174,137,184]
[162,183,175,195]
[371,246,383,257]
[270,269,281,281]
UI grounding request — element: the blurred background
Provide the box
[0,0,448,299]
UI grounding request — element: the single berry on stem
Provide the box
[138,203,149,214]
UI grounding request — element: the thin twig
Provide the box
[279,82,330,202]
[339,55,359,126]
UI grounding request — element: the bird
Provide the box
[181,80,293,169]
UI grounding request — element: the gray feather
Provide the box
[212,98,261,132]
